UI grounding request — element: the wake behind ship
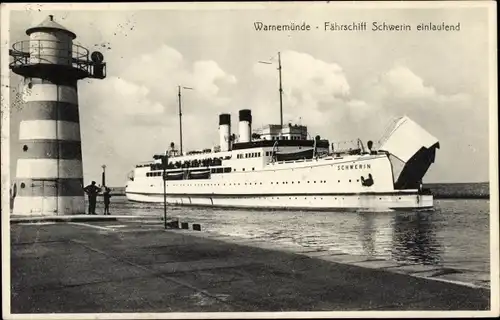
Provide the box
[125,109,440,211]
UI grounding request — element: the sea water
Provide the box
[94,196,491,287]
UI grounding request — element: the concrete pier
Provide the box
[9,217,491,314]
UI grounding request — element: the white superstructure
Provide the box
[125,110,440,211]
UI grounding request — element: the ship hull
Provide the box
[125,191,433,211]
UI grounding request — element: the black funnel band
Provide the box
[239,109,252,123]
[219,114,230,125]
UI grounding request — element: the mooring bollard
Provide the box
[181,222,189,229]
[167,220,179,229]
[193,223,201,231]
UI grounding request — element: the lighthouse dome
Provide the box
[26,15,78,66]
[26,15,76,39]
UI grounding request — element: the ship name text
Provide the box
[337,163,371,171]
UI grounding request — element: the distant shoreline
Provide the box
[105,182,490,199]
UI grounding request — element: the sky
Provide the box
[5,2,494,186]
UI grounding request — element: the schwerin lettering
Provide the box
[337,164,372,170]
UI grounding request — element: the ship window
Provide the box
[23,145,28,152]
[349,179,351,182]
[242,168,245,171]
[271,182,273,184]
[252,168,255,171]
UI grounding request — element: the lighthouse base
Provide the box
[12,196,85,216]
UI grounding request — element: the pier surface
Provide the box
[10,217,490,313]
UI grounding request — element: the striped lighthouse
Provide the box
[9,15,106,216]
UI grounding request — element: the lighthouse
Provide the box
[9,15,106,216]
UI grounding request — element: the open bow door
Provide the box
[379,116,440,190]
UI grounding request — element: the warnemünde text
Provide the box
[253,21,461,32]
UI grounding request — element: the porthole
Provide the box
[22,145,28,152]
[20,182,25,188]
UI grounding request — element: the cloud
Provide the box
[367,65,471,105]
[91,77,165,115]
[73,44,238,184]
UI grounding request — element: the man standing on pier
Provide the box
[83,181,100,215]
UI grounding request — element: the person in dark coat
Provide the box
[103,187,112,215]
[83,181,100,215]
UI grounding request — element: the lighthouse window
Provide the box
[22,145,28,152]
[20,182,25,188]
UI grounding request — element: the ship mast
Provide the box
[259,51,284,127]
[278,52,283,128]
[177,85,193,156]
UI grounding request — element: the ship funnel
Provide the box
[219,113,231,152]
[239,109,252,143]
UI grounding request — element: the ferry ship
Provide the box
[125,109,440,211]
[126,52,439,211]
